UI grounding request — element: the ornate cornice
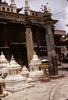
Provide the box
[0,11,57,26]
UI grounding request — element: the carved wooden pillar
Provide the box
[25,11,34,67]
[43,10,58,76]
[25,27,34,65]
[45,25,58,75]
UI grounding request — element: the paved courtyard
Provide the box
[1,69,68,100]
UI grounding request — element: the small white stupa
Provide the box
[10,0,17,13]
[21,65,29,78]
[29,51,43,81]
[29,51,41,71]
[5,55,27,92]
[0,52,8,64]
[21,65,35,84]
[0,52,9,76]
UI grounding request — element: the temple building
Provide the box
[0,0,65,68]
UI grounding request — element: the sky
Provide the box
[6,0,68,33]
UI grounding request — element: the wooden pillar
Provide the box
[45,25,58,75]
[25,11,34,67]
[25,27,34,65]
[43,9,58,76]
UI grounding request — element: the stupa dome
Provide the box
[0,52,8,63]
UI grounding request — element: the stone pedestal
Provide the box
[39,59,50,82]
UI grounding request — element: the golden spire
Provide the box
[1,51,3,55]
[11,55,14,59]
[34,51,36,55]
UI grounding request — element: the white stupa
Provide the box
[0,52,9,76]
[21,65,35,84]
[29,51,41,71]
[29,51,43,81]
[5,55,28,92]
[21,65,29,78]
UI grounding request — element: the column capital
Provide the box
[25,13,32,28]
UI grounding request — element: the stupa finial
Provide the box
[25,0,29,7]
[48,7,52,13]
[24,0,30,15]
[34,51,36,55]
[11,0,15,4]
[10,0,17,13]
[1,51,3,55]
[11,55,14,59]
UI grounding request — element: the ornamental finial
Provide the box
[25,0,29,7]
[34,51,36,55]
[11,55,14,59]
[1,51,3,55]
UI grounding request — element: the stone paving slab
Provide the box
[53,78,68,100]
[1,71,68,100]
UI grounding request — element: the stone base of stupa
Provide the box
[29,71,44,81]
[5,82,35,92]
[5,83,35,92]
[5,75,35,92]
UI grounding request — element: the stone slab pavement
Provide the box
[1,70,68,100]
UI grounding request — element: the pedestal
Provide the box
[39,63,50,82]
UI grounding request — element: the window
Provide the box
[2,7,5,11]
[7,8,9,12]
